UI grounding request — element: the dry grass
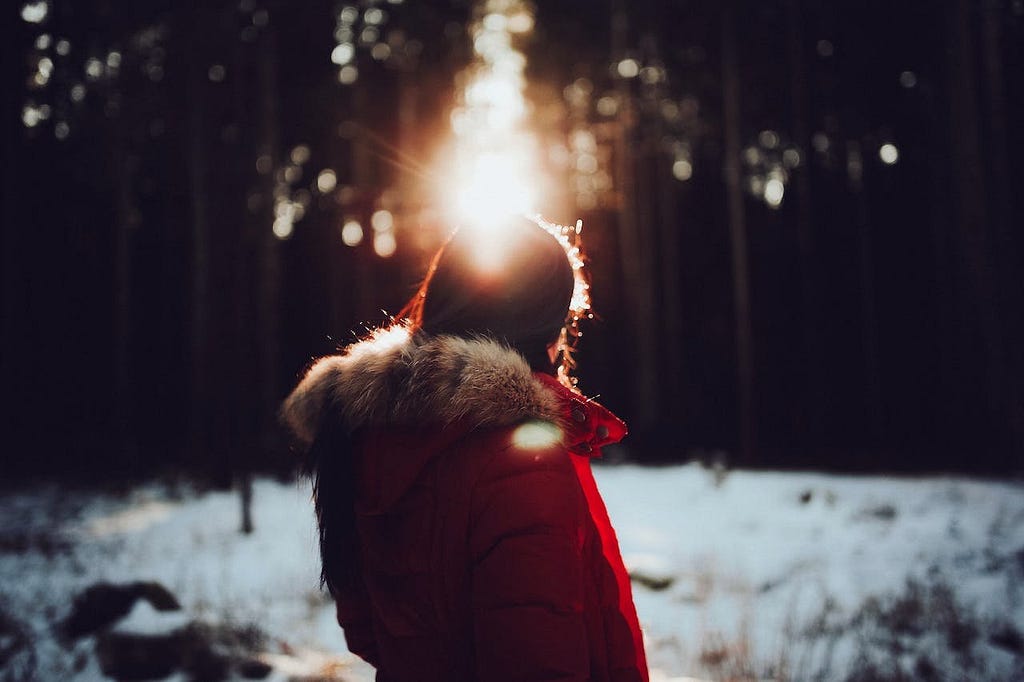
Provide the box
[665,574,1024,682]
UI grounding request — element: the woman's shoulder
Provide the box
[446,420,582,506]
[459,421,589,539]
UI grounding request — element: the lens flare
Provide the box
[511,421,563,450]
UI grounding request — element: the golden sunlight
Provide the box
[452,150,535,226]
[439,0,542,238]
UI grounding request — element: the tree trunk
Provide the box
[187,9,212,471]
[847,141,882,444]
[722,0,756,466]
[112,132,137,470]
[980,0,1024,463]
[656,127,683,426]
[258,26,282,457]
[240,476,254,534]
[611,3,659,435]
[946,0,1015,464]
[785,0,822,449]
[1,20,26,457]
[235,14,256,533]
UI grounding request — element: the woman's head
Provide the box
[401,216,577,373]
[310,216,586,593]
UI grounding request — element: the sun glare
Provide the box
[431,2,590,392]
[441,1,543,239]
[452,151,536,226]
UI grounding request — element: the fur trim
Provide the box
[280,326,565,445]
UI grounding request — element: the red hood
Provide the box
[355,379,628,514]
[280,330,629,513]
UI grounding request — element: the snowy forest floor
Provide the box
[1,461,1023,681]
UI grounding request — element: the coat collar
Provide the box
[532,373,628,457]
[280,326,627,455]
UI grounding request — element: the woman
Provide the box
[280,215,648,681]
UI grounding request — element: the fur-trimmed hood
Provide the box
[280,326,626,454]
[282,327,564,445]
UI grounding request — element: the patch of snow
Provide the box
[110,600,190,636]
[593,463,1024,679]
[82,500,178,538]
[1,463,1022,681]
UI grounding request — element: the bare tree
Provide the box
[722,0,755,466]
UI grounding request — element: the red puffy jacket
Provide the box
[282,329,648,681]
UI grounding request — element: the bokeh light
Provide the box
[22,104,42,128]
[338,65,358,84]
[331,44,354,65]
[316,169,337,193]
[672,158,693,181]
[371,209,394,232]
[341,219,363,246]
[879,143,899,165]
[273,217,294,239]
[764,177,785,208]
[616,58,640,79]
[373,231,397,257]
[742,131,799,208]
[21,1,48,23]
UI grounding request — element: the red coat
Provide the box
[282,330,648,681]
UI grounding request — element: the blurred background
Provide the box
[3,0,1023,486]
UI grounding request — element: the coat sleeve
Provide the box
[334,581,380,668]
[468,434,591,681]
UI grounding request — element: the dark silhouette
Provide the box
[281,216,648,680]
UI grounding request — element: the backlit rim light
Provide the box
[529,214,593,392]
[420,212,593,392]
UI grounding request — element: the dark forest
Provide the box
[3,0,1022,484]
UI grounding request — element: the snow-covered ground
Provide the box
[1,462,1022,681]
[603,463,1024,680]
